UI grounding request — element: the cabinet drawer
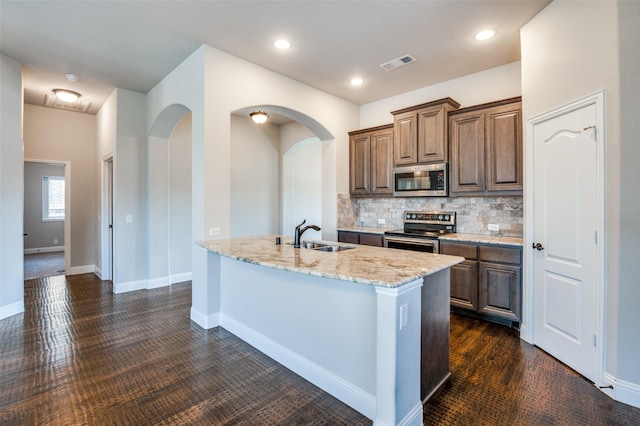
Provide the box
[479,245,521,264]
[441,242,477,260]
[359,233,384,247]
[337,231,359,244]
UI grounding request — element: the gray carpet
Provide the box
[24,252,65,280]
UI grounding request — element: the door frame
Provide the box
[100,155,114,281]
[523,90,606,386]
[23,158,71,276]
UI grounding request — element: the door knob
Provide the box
[532,242,544,251]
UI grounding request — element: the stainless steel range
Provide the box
[384,211,456,253]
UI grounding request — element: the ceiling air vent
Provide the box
[379,54,417,71]
[45,94,92,113]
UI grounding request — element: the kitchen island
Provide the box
[196,235,463,426]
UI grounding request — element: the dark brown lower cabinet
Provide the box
[441,241,522,326]
[337,230,384,247]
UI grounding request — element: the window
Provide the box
[42,176,65,221]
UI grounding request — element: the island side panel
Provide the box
[421,268,451,401]
[375,281,424,426]
[219,257,377,418]
[190,248,222,328]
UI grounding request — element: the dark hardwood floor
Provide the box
[1,274,638,425]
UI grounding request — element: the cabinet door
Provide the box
[478,262,522,322]
[349,133,370,195]
[486,103,523,192]
[370,128,394,194]
[449,260,478,311]
[449,111,485,194]
[417,104,447,164]
[393,111,417,166]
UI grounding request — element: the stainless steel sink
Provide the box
[301,241,355,252]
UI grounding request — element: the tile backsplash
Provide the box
[338,194,523,237]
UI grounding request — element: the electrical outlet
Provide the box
[53,239,58,245]
[378,218,386,226]
[209,227,221,236]
[488,223,499,232]
[400,304,408,329]
[126,215,133,224]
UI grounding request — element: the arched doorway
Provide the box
[147,104,193,287]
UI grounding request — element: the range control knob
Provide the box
[444,215,450,221]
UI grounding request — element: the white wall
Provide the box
[282,137,323,241]
[617,0,640,390]
[96,89,147,289]
[95,89,117,277]
[114,89,147,287]
[169,112,192,279]
[230,114,280,237]
[0,53,24,319]
[147,45,359,325]
[360,61,522,128]
[522,0,640,403]
[23,104,96,272]
[23,162,65,250]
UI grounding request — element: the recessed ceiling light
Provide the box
[65,73,80,82]
[474,30,496,41]
[274,39,291,50]
[350,78,364,86]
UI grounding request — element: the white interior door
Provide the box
[532,100,600,382]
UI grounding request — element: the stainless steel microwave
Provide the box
[393,163,448,197]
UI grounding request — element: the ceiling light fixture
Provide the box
[474,30,496,41]
[250,111,269,124]
[350,77,364,86]
[274,39,291,50]
[53,89,81,103]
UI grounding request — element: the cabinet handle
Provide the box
[532,243,544,251]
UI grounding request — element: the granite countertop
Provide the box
[337,226,396,235]
[438,233,523,247]
[197,235,463,288]
[338,227,523,247]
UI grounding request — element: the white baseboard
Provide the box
[0,300,25,320]
[148,276,170,289]
[113,279,148,294]
[67,265,95,276]
[170,272,192,284]
[24,246,64,254]
[395,401,423,426]
[220,313,376,420]
[190,307,220,329]
[602,372,640,409]
[114,273,192,294]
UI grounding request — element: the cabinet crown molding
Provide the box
[390,97,461,115]
[449,96,522,116]
[348,123,393,136]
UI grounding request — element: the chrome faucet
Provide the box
[294,219,321,248]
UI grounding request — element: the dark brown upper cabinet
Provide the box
[449,97,523,196]
[391,98,460,166]
[348,124,394,197]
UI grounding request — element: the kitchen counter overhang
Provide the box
[194,235,464,426]
[197,235,463,288]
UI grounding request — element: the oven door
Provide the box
[384,235,439,253]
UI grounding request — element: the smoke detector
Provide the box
[379,54,417,71]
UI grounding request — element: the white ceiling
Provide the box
[0,1,550,115]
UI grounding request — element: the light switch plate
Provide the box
[488,223,499,232]
[126,215,133,224]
